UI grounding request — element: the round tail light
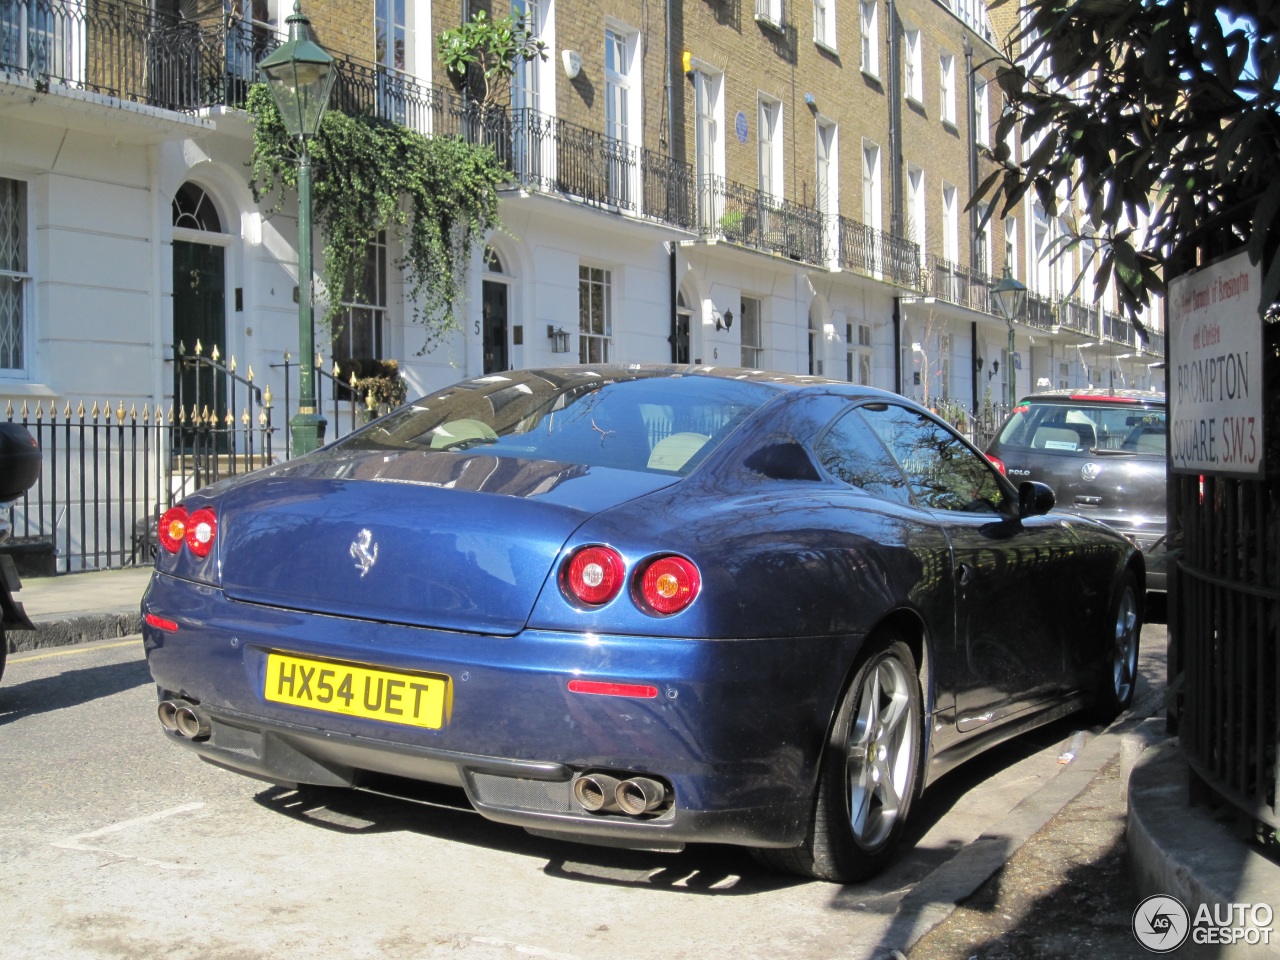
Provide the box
[158,506,188,554]
[563,546,625,606]
[636,555,701,615]
[184,507,218,559]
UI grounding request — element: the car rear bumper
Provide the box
[142,572,855,849]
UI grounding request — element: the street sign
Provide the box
[1168,249,1263,476]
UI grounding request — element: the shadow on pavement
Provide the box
[905,772,1138,958]
[0,657,152,728]
[253,781,796,895]
[247,712,1102,901]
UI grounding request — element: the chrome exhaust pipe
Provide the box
[572,773,622,813]
[157,700,182,733]
[173,703,211,741]
[615,777,667,816]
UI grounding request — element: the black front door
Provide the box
[173,240,227,450]
[483,279,508,374]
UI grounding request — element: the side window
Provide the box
[859,404,1006,513]
[815,407,911,504]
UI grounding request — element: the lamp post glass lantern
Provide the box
[259,1,337,456]
[990,267,1027,407]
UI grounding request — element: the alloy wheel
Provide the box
[1112,585,1139,704]
[845,655,917,851]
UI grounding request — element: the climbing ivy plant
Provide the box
[245,83,509,353]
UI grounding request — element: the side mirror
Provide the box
[1018,481,1055,518]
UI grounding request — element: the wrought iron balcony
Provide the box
[926,262,1164,357]
[700,176,825,265]
[0,0,237,111]
[921,256,993,314]
[834,217,921,289]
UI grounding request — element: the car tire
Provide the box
[756,636,922,882]
[1089,570,1142,723]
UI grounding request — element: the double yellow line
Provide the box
[10,637,142,664]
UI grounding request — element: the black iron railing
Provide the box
[701,176,825,265]
[1,399,262,572]
[835,217,921,288]
[2,343,395,571]
[1176,471,1280,831]
[921,256,991,313]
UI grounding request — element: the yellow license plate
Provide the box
[264,652,450,729]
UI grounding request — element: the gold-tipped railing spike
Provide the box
[258,408,268,427]
[225,411,234,427]
[211,344,220,363]
[65,402,73,419]
[229,355,237,373]
[316,351,323,368]
[246,365,254,383]
[35,401,44,422]
[350,371,359,388]
[194,339,203,356]
[333,359,341,378]
[201,405,210,424]
[241,409,250,427]
[4,400,12,419]
[177,340,186,356]
[128,404,137,421]
[284,350,292,363]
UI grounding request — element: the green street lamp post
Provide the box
[259,1,338,456]
[990,266,1028,408]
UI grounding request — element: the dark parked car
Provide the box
[144,366,1143,882]
[0,421,41,683]
[985,388,1167,592]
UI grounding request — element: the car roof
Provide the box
[529,363,903,401]
[1016,387,1165,405]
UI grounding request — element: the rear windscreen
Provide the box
[995,401,1166,454]
[335,370,775,475]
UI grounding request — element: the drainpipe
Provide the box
[664,0,674,152]
[965,42,979,416]
[893,297,903,394]
[669,242,679,363]
[965,41,979,269]
[886,0,903,236]
[971,321,979,413]
[888,0,904,397]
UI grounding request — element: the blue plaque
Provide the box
[735,111,748,144]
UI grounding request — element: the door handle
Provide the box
[958,563,974,587]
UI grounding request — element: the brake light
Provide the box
[636,555,701,615]
[184,507,218,559]
[1069,393,1137,402]
[563,545,625,606]
[158,506,187,554]
[987,455,1006,475]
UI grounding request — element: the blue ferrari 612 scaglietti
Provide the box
[143,365,1143,882]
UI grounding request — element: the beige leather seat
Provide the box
[647,432,709,471]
